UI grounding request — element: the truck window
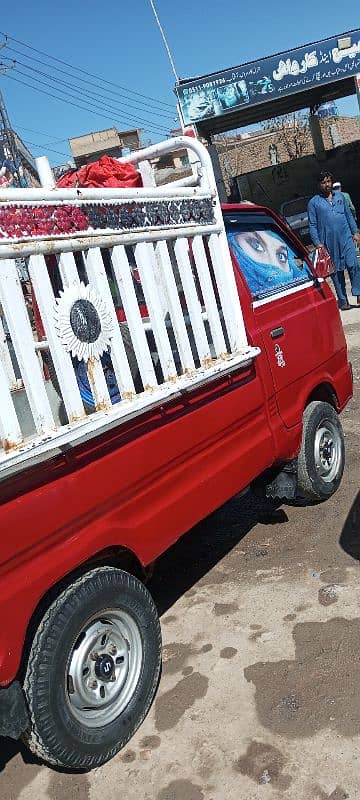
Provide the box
[224,215,312,300]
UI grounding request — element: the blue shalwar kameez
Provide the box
[307,191,360,306]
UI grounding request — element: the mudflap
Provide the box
[0,681,29,739]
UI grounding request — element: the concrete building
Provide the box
[68,127,142,168]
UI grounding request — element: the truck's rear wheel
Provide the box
[297,401,345,501]
[22,567,161,770]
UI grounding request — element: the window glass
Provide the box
[225,215,312,299]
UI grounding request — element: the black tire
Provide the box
[297,401,345,501]
[22,567,161,771]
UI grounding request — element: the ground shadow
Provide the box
[149,492,286,615]
[339,490,360,561]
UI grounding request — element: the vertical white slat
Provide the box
[28,254,85,422]
[208,231,248,352]
[191,235,227,358]
[0,358,23,450]
[111,245,157,390]
[58,251,81,288]
[173,238,211,366]
[134,242,177,382]
[0,259,55,435]
[58,251,111,410]
[154,241,195,373]
[84,357,111,411]
[0,314,17,389]
[84,248,135,398]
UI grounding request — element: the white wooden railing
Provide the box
[0,136,259,478]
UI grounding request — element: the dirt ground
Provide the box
[2,306,360,800]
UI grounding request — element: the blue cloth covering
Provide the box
[227,230,305,297]
[307,192,358,271]
[75,353,120,408]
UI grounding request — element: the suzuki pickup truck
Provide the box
[0,136,352,770]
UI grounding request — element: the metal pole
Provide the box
[355,74,360,113]
[148,0,179,83]
[35,156,55,189]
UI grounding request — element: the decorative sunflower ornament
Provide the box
[54,282,113,362]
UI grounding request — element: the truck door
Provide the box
[224,211,321,428]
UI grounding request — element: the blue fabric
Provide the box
[74,353,120,408]
[307,192,358,270]
[331,271,348,306]
[227,230,305,297]
[348,264,360,295]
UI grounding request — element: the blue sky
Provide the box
[0,0,359,165]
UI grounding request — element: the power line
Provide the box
[0,31,174,109]
[22,138,72,159]
[3,72,169,137]
[5,65,169,135]
[2,55,174,127]
[4,44,176,120]
[10,66,169,134]
[16,126,68,142]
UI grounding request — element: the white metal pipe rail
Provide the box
[0,136,259,477]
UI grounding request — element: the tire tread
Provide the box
[22,567,161,770]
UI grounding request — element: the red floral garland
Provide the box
[0,205,88,239]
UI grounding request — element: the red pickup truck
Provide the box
[0,136,352,770]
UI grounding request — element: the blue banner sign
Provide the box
[176,30,360,126]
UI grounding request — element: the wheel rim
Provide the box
[314,420,342,483]
[66,609,143,728]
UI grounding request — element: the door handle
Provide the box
[270,326,284,339]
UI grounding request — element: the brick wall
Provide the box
[216,116,360,192]
[233,138,360,214]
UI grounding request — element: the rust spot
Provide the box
[95,400,112,412]
[121,391,136,401]
[1,437,24,453]
[86,357,112,413]
[69,411,87,424]
[200,357,214,369]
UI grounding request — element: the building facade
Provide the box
[68,127,142,168]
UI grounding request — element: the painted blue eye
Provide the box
[277,250,288,264]
[248,236,264,253]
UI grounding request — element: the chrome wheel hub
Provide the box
[66,609,142,728]
[314,421,341,483]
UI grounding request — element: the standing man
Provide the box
[308,171,360,310]
[332,181,357,222]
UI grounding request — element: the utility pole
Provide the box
[148,0,179,83]
[0,39,21,184]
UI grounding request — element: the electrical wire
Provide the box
[21,139,72,158]
[0,31,174,109]
[4,44,176,120]
[3,56,174,127]
[3,72,169,137]
[4,67,169,135]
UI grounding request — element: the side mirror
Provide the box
[309,246,335,279]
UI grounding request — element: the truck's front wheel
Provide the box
[297,401,345,501]
[23,567,161,770]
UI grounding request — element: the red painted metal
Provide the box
[0,204,352,686]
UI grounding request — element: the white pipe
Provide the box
[0,185,211,202]
[35,156,56,189]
